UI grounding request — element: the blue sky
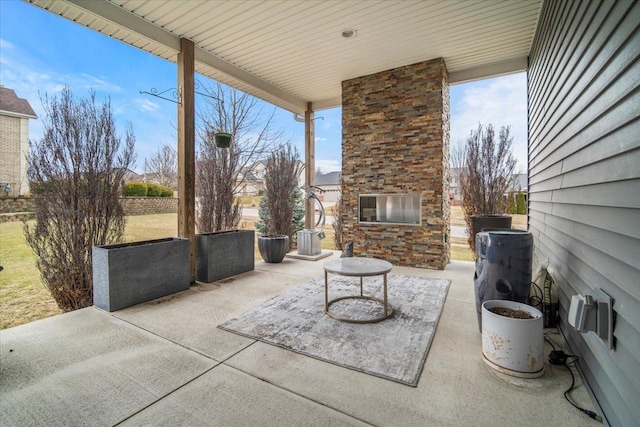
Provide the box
[1,1,527,174]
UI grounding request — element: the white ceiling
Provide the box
[28,0,542,115]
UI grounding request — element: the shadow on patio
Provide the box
[0,255,599,426]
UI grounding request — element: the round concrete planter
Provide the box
[481,300,544,378]
[258,235,289,263]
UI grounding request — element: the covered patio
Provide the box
[4,1,639,425]
[24,0,545,274]
[0,256,598,426]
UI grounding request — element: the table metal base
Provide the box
[324,271,393,324]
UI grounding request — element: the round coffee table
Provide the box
[323,257,394,323]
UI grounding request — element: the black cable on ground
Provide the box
[563,356,600,420]
[548,325,602,422]
[544,335,557,351]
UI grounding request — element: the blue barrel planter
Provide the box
[473,229,534,332]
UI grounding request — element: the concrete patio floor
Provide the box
[1,255,600,426]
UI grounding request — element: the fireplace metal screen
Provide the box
[359,194,421,225]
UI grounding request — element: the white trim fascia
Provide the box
[311,97,343,111]
[0,110,37,119]
[449,57,528,84]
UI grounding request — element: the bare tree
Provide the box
[450,140,467,170]
[148,144,177,188]
[459,123,517,249]
[196,82,282,232]
[23,87,136,311]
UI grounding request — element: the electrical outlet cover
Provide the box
[594,288,614,350]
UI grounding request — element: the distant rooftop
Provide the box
[0,87,37,118]
[315,171,341,186]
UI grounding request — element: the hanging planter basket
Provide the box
[214,132,232,148]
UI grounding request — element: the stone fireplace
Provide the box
[341,58,450,269]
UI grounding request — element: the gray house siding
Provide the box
[528,1,640,426]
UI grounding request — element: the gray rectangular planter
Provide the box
[196,230,255,283]
[93,237,190,312]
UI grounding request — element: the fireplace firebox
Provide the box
[359,194,421,225]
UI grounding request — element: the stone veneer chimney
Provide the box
[341,58,450,269]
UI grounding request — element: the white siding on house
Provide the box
[528,1,640,425]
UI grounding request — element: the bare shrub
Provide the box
[197,136,242,232]
[24,87,136,311]
[256,144,303,242]
[196,83,280,232]
[458,123,517,249]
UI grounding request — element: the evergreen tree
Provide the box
[516,191,527,215]
[255,186,305,240]
[254,195,269,236]
[292,187,305,243]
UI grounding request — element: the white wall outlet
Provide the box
[568,290,614,350]
[569,294,595,332]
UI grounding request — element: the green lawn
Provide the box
[0,221,62,329]
[451,244,474,262]
[1,211,484,329]
[0,214,181,329]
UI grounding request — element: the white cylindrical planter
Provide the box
[482,300,544,378]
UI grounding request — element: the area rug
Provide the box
[218,274,450,386]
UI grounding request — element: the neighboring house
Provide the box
[112,168,144,195]
[449,167,462,204]
[0,87,37,196]
[122,169,144,184]
[236,160,306,196]
[237,161,265,196]
[449,168,526,206]
[314,170,341,203]
[140,171,177,188]
[237,169,264,196]
[512,173,527,192]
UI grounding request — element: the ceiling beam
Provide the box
[64,0,307,113]
[65,0,180,51]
